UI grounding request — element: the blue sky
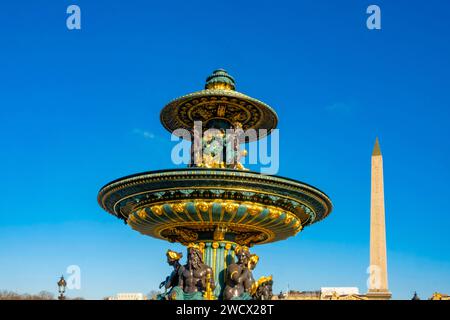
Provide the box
[1,0,449,299]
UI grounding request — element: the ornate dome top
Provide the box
[205,69,236,90]
[160,69,278,142]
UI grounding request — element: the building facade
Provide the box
[107,293,147,300]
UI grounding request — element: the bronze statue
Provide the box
[157,250,183,300]
[223,246,254,300]
[252,276,273,300]
[243,253,259,292]
[248,256,273,300]
[170,243,215,300]
[224,247,273,300]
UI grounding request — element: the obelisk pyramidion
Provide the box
[367,138,391,299]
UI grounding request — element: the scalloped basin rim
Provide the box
[98,168,331,201]
[97,168,333,244]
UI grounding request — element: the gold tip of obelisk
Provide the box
[372,137,382,156]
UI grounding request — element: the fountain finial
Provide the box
[205,69,236,90]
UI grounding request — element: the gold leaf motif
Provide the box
[137,209,147,219]
[294,224,303,235]
[196,201,210,212]
[224,202,239,214]
[269,209,281,219]
[217,105,226,117]
[172,202,185,214]
[284,214,293,225]
[151,205,163,216]
[247,205,262,216]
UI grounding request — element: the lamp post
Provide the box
[57,275,67,300]
[411,291,420,300]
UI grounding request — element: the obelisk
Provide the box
[367,138,391,299]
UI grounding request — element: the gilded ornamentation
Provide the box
[99,169,331,227]
[162,228,198,244]
[294,224,303,234]
[172,203,185,214]
[284,214,293,225]
[187,242,203,252]
[203,272,216,300]
[235,232,266,246]
[217,105,226,117]
[234,245,249,255]
[196,201,210,212]
[166,249,183,262]
[213,225,227,241]
[131,199,306,245]
[137,208,147,219]
[248,254,259,270]
[269,209,281,219]
[151,205,163,216]
[161,93,277,143]
[225,202,239,214]
[247,205,262,216]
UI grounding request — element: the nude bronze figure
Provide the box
[170,243,215,300]
[157,250,183,300]
[223,246,254,300]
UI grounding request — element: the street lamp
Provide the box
[57,275,67,300]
